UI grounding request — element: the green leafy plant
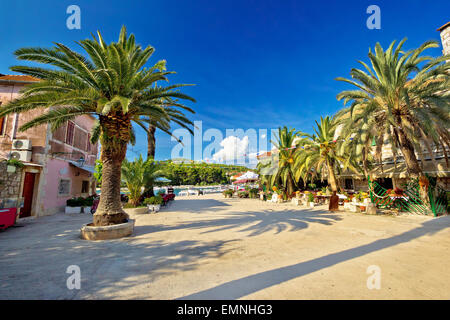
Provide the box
[143,195,163,205]
[66,197,84,207]
[308,193,315,203]
[223,189,234,198]
[237,191,249,198]
[5,159,25,168]
[248,188,259,198]
[307,183,317,190]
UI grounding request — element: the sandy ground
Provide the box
[0,193,449,300]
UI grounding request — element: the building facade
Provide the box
[338,22,450,192]
[0,74,98,218]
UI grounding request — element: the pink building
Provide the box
[0,74,98,218]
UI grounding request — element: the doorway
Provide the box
[20,172,36,218]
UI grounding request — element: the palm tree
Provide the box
[143,60,195,160]
[294,116,359,192]
[267,126,300,197]
[121,155,163,206]
[0,26,195,226]
[336,39,449,201]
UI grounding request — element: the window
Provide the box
[344,178,354,190]
[81,180,89,194]
[58,179,71,196]
[65,121,75,145]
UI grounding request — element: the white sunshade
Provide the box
[237,171,259,180]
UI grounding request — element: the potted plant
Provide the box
[82,196,94,214]
[123,202,148,214]
[144,195,163,213]
[65,197,83,214]
[5,159,25,173]
[307,193,315,208]
[237,191,249,198]
[223,189,234,198]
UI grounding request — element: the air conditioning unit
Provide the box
[12,139,32,150]
[9,150,32,162]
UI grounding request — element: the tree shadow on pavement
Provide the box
[177,215,450,299]
[134,208,342,237]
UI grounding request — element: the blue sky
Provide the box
[1,0,449,164]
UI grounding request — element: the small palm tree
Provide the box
[336,39,449,201]
[121,155,163,206]
[294,116,359,192]
[267,126,299,196]
[0,26,195,225]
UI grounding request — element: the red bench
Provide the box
[0,208,17,231]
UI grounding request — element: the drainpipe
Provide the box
[9,84,18,139]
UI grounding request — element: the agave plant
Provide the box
[294,116,359,192]
[335,39,449,201]
[0,26,195,225]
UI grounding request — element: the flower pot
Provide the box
[65,206,82,214]
[148,204,161,213]
[82,206,92,214]
[123,207,149,215]
[81,219,135,241]
[309,202,315,208]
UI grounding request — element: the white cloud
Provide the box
[212,136,249,163]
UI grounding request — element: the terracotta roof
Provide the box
[256,151,272,159]
[437,21,450,32]
[0,74,40,83]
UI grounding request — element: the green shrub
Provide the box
[237,191,249,198]
[308,193,314,202]
[308,183,316,190]
[66,197,84,207]
[223,189,234,197]
[144,195,163,205]
[248,188,259,198]
[6,158,25,168]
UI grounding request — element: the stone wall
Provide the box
[0,161,22,200]
[439,23,450,56]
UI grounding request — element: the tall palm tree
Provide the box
[0,26,195,226]
[336,39,449,201]
[143,60,195,159]
[268,126,300,196]
[145,99,195,159]
[294,116,359,192]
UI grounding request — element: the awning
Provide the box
[69,161,96,174]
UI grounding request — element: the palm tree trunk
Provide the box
[395,126,429,205]
[147,123,156,159]
[327,159,339,192]
[93,116,130,226]
[362,147,369,178]
[287,171,295,197]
